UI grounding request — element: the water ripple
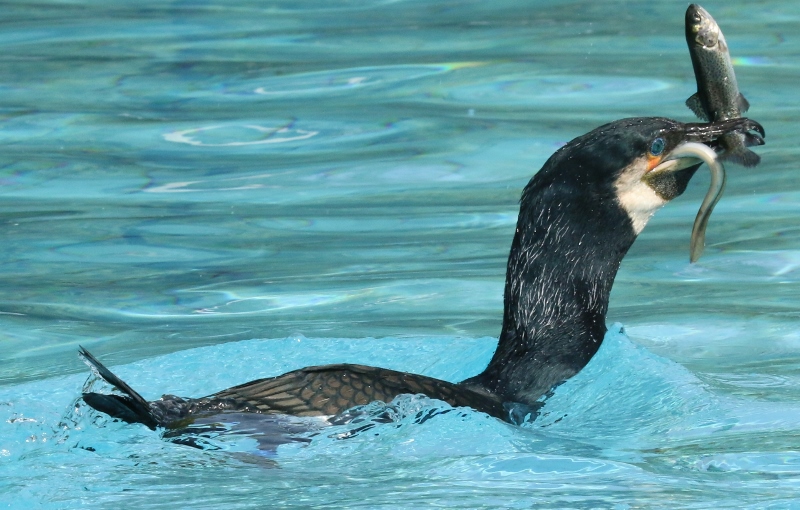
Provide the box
[426,74,673,107]
[247,63,476,97]
[160,118,410,153]
[163,124,318,147]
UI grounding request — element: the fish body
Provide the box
[685,4,762,167]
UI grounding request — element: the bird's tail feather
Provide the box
[79,346,159,429]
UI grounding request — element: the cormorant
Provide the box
[80,116,764,435]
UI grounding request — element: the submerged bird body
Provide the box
[81,117,765,435]
[82,352,507,430]
[685,4,763,166]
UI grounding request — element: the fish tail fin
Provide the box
[720,146,761,167]
[79,346,159,429]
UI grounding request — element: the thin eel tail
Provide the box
[665,142,726,263]
[79,346,159,429]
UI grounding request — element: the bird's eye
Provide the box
[649,137,666,156]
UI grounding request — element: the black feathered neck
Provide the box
[460,118,678,405]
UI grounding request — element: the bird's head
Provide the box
[534,117,764,235]
[485,116,763,401]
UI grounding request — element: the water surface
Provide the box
[1,0,799,507]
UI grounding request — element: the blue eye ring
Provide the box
[650,137,666,156]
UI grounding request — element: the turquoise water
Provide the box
[1,0,799,507]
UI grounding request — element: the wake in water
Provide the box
[49,326,800,463]
[3,328,800,509]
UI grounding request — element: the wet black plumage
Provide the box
[80,117,764,433]
[462,117,709,403]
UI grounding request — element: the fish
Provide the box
[685,4,764,167]
[671,141,726,262]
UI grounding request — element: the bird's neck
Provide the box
[463,183,638,405]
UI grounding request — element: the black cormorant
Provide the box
[80,116,764,433]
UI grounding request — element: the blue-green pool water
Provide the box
[2,0,800,507]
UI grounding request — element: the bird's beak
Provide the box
[647,116,764,176]
[683,117,765,145]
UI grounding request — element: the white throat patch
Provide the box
[614,156,668,234]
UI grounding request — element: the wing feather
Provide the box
[204,364,506,419]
